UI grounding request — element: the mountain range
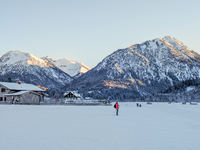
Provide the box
[65,36,200,100]
[1,36,200,100]
[0,50,74,89]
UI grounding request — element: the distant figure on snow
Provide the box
[114,102,119,116]
[136,103,142,107]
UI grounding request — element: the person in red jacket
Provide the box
[115,102,119,116]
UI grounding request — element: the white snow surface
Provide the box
[186,86,196,92]
[1,102,200,150]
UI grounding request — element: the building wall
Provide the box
[20,92,40,104]
[5,97,12,102]
[0,86,10,101]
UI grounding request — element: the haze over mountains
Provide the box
[1,36,200,100]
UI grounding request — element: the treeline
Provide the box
[0,77,12,82]
[163,78,200,93]
[45,88,65,98]
[81,88,141,101]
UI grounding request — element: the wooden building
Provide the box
[0,82,44,104]
[64,92,81,100]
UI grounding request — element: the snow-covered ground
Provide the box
[0,102,200,150]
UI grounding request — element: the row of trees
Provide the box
[0,77,12,82]
[163,78,200,94]
[139,89,200,102]
[81,88,140,101]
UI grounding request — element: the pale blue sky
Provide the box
[0,0,200,68]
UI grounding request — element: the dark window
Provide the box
[4,97,6,101]
[1,88,6,93]
[0,97,2,101]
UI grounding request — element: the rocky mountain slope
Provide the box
[42,56,91,77]
[0,50,73,89]
[65,36,200,100]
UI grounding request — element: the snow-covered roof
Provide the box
[0,82,44,92]
[64,91,82,97]
[4,90,42,96]
[4,91,30,96]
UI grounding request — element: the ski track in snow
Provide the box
[0,102,200,150]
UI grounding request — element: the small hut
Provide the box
[64,91,81,100]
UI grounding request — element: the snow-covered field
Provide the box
[1,102,200,150]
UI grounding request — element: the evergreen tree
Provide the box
[8,77,12,82]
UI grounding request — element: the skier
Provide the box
[114,101,119,116]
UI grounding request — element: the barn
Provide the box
[0,82,44,104]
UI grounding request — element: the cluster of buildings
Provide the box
[0,82,83,105]
[0,81,110,105]
[0,82,44,104]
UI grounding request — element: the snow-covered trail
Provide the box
[0,103,200,150]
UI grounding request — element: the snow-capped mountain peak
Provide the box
[42,56,91,77]
[0,50,54,67]
[161,36,187,48]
